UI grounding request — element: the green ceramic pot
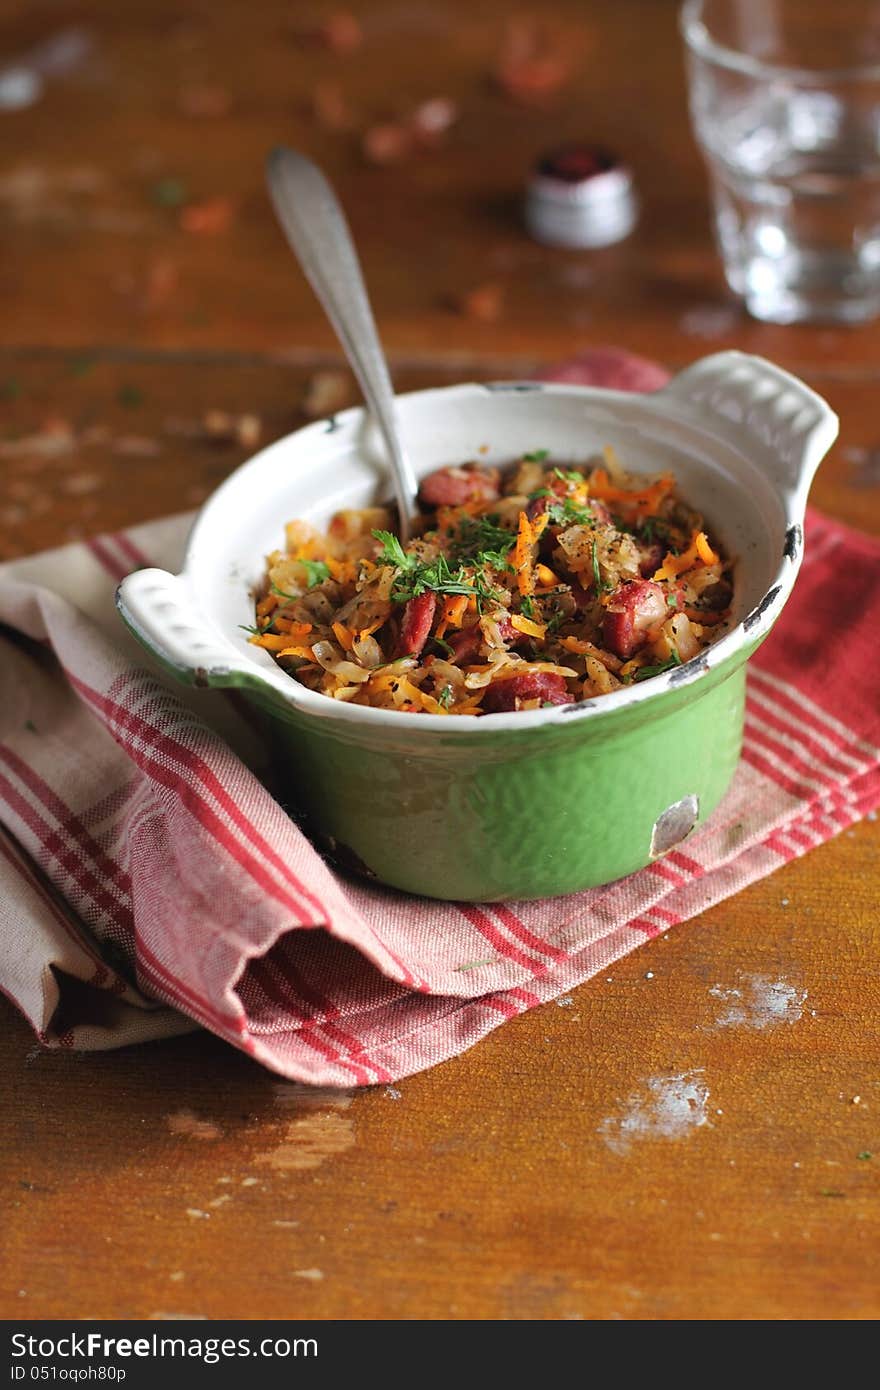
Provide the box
[117,352,837,901]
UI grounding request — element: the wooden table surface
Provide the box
[2,0,879,1322]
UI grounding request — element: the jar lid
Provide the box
[525,144,637,249]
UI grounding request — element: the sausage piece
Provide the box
[397,593,437,656]
[482,671,570,712]
[602,579,667,659]
[419,463,500,509]
[446,625,482,664]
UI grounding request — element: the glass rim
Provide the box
[679,0,880,83]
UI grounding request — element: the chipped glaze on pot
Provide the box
[117,352,838,900]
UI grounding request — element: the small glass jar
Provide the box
[525,143,638,249]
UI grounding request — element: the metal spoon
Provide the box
[266,146,420,542]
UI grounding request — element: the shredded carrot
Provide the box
[560,636,592,655]
[589,467,675,514]
[435,593,469,639]
[435,499,485,534]
[357,619,385,640]
[256,593,279,617]
[278,644,315,660]
[653,529,718,581]
[695,532,720,566]
[326,558,356,584]
[510,613,547,640]
[273,618,313,639]
[435,504,462,534]
[249,632,293,651]
[514,511,535,596]
[331,621,355,651]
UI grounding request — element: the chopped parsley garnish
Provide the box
[667,592,680,608]
[372,530,502,606]
[554,467,583,483]
[433,635,454,657]
[639,516,670,544]
[591,539,607,594]
[300,559,331,589]
[521,595,535,618]
[633,651,682,682]
[451,514,516,570]
[239,623,263,635]
[523,449,549,462]
[544,496,595,527]
[437,683,454,709]
[271,564,330,597]
[372,530,409,569]
[404,557,491,602]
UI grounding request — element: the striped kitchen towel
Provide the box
[0,354,878,1085]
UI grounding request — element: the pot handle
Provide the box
[116,567,252,689]
[657,351,838,511]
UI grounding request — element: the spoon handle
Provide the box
[266,146,419,541]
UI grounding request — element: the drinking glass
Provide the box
[681,0,880,323]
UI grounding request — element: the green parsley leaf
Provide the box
[433,636,454,657]
[523,449,549,462]
[373,528,503,607]
[238,623,262,635]
[554,467,583,483]
[451,514,516,565]
[437,683,454,709]
[591,539,604,594]
[633,651,683,682]
[545,496,595,528]
[372,529,412,572]
[301,559,331,589]
[521,596,535,619]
